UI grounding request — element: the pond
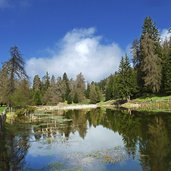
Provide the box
[1,108,171,171]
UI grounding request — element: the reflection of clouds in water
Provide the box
[26,125,125,170]
[28,125,124,157]
[81,125,124,152]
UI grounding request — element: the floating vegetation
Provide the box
[24,162,83,171]
[65,146,128,166]
[87,146,128,164]
[47,162,64,170]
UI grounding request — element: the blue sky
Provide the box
[0,0,171,81]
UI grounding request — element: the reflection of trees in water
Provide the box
[88,109,171,171]
[104,111,171,171]
[32,110,88,141]
[0,124,30,171]
[28,109,171,171]
[140,116,171,171]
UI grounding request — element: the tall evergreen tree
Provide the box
[117,55,137,100]
[62,72,71,102]
[112,73,120,99]
[162,38,171,94]
[89,83,102,104]
[11,79,32,107]
[85,83,91,99]
[33,75,42,91]
[32,75,42,105]
[50,75,56,86]
[132,39,141,69]
[105,75,115,100]
[140,17,162,93]
[33,91,42,105]
[131,39,142,94]
[42,72,50,92]
[0,66,9,104]
[71,73,86,103]
[3,46,28,106]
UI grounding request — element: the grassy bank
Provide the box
[130,95,171,103]
[97,100,116,107]
[122,95,171,112]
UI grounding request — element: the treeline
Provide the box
[100,16,171,100]
[0,47,103,106]
[0,16,171,107]
[32,72,103,105]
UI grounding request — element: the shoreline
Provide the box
[35,104,98,111]
[121,99,171,113]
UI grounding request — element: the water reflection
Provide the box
[1,109,171,170]
[140,116,171,171]
[0,124,30,171]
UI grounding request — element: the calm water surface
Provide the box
[1,108,171,171]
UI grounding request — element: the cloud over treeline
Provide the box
[26,28,123,82]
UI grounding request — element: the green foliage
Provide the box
[0,67,9,104]
[89,83,103,104]
[42,72,50,93]
[117,55,137,99]
[140,17,162,93]
[62,72,71,102]
[15,106,35,117]
[1,16,171,108]
[131,39,141,69]
[85,83,90,99]
[71,73,86,103]
[33,90,42,105]
[67,94,73,104]
[10,79,32,107]
[0,107,5,113]
[105,75,116,100]
[162,38,171,94]
[140,33,162,93]
[73,92,79,103]
[0,46,28,106]
[33,75,42,91]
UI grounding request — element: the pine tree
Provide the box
[42,72,50,92]
[163,38,171,94]
[117,55,137,100]
[140,17,162,93]
[89,83,102,104]
[112,73,120,99]
[50,75,56,86]
[85,83,90,99]
[3,46,28,106]
[33,91,42,105]
[0,66,9,104]
[62,72,71,102]
[132,39,141,69]
[11,79,32,107]
[131,39,142,94]
[33,75,42,91]
[42,76,65,105]
[74,73,86,103]
[32,75,42,105]
[105,75,115,100]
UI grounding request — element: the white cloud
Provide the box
[26,28,123,82]
[160,28,171,43]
